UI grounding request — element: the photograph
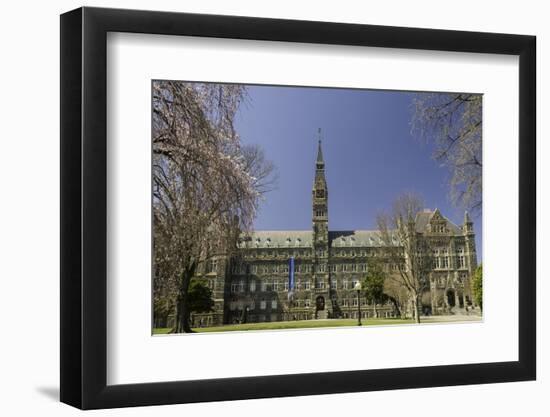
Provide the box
[151,81,483,334]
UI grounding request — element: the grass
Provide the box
[153,318,413,334]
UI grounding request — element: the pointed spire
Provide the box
[316,128,324,168]
[464,210,472,224]
[317,129,324,162]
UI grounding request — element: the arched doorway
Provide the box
[446,289,456,307]
[316,296,325,311]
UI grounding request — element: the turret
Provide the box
[463,211,474,234]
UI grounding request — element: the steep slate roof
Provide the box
[329,230,385,247]
[240,230,312,248]
[240,229,387,248]
[415,209,462,234]
[239,210,463,249]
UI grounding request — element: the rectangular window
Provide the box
[271,299,277,309]
[231,282,239,293]
[206,259,218,274]
[249,280,256,292]
[261,281,267,291]
[351,264,357,272]
[260,300,266,310]
[331,279,337,289]
[304,281,311,290]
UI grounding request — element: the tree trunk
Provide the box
[174,265,196,333]
[412,294,421,324]
[388,296,401,318]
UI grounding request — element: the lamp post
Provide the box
[354,281,362,326]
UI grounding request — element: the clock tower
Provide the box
[312,132,330,317]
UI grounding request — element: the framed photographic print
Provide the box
[60,6,536,410]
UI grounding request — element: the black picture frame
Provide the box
[60,6,536,410]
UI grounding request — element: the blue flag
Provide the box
[288,257,295,300]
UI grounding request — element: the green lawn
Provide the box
[153,318,413,334]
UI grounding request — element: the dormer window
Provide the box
[431,223,447,233]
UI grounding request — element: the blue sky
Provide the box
[234,84,482,261]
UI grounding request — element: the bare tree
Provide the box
[152,81,276,333]
[377,193,434,323]
[412,93,482,216]
[240,144,279,195]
